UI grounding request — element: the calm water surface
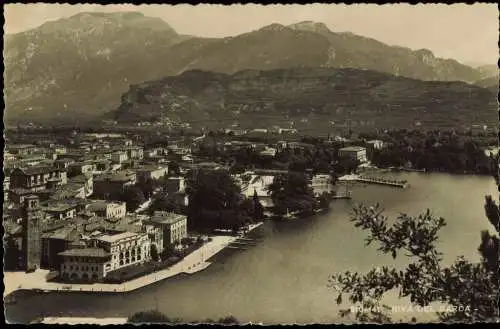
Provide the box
[6,173,497,324]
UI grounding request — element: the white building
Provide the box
[144,212,188,247]
[92,232,151,274]
[338,146,367,163]
[259,147,277,157]
[111,151,128,164]
[87,200,127,219]
[136,165,168,182]
[366,140,385,150]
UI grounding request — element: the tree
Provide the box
[128,310,240,324]
[333,157,360,175]
[252,189,265,221]
[150,244,159,262]
[127,310,180,324]
[121,186,146,212]
[169,161,180,176]
[329,197,499,323]
[217,316,240,325]
[4,236,21,270]
[149,192,183,215]
[317,192,332,210]
[137,178,155,199]
[186,169,246,231]
[267,172,316,216]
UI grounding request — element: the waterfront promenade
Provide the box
[4,222,263,296]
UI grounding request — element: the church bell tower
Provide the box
[21,195,42,271]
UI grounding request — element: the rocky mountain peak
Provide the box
[288,21,331,34]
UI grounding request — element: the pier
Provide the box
[338,174,409,188]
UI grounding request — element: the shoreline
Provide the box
[4,222,264,296]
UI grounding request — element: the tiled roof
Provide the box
[15,166,61,176]
[148,212,187,225]
[58,248,111,258]
[339,146,366,152]
[96,231,141,243]
[48,226,80,241]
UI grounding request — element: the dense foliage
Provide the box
[267,172,316,216]
[364,130,497,175]
[127,310,240,324]
[329,196,499,323]
[3,236,21,271]
[119,186,146,212]
[185,169,261,232]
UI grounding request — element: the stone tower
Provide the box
[21,195,42,271]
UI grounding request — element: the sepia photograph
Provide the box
[2,3,499,325]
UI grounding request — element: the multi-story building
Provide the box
[111,151,128,164]
[58,231,151,282]
[87,200,127,219]
[68,161,96,177]
[93,232,151,273]
[94,159,112,172]
[338,146,367,163]
[42,202,78,221]
[143,224,164,255]
[136,165,169,183]
[126,146,144,160]
[366,140,385,150]
[8,144,37,156]
[58,248,112,282]
[4,176,10,202]
[10,166,68,192]
[68,173,93,197]
[144,212,187,247]
[93,171,137,199]
[54,158,75,170]
[41,226,80,270]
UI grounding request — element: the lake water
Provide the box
[5,173,498,324]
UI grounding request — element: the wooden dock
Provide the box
[338,174,409,188]
[357,175,409,188]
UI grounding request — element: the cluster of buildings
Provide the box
[3,130,385,283]
[3,134,191,282]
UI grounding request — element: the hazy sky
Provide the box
[4,3,499,65]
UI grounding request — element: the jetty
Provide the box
[338,174,409,188]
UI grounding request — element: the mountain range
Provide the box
[4,11,497,127]
[113,68,497,133]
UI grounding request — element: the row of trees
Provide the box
[360,130,497,175]
[371,142,496,175]
[127,310,240,324]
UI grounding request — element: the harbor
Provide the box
[5,173,497,324]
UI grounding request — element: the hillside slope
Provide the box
[113,68,497,132]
